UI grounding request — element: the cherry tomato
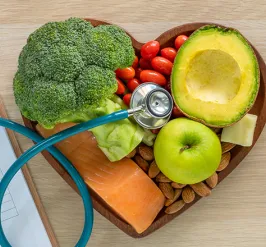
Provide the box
[151,56,173,75]
[140,70,167,86]
[164,81,171,92]
[115,67,135,80]
[172,105,184,118]
[135,67,143,79]
[161,47,177,62]
[141,40,160,59]
[116,78,125,95]
[139,58,152,70]
[123,93,132,106]
[127,78,141,92]
[132,56,139,69]
[174,35,188,50]
[151,128,161,134]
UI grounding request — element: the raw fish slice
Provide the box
[37,123,165,233]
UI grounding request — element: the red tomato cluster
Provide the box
[115,34,189,120]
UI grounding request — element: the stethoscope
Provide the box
[0,83,173,247]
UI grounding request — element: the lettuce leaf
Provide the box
[87,95,144,161]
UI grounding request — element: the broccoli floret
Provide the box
[83,24,135,70]
[14,71,77,128]
[97,25,135,68]
[14,17,136,129]
[18,18,92,81]
[75,65,117,107]
[65,17,94,33]
[19,45,85,82]
[38,45,85,82]
[26,17,93,47]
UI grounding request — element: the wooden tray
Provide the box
[22,21,266,238]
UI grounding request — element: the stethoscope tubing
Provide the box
[0,109,128,247]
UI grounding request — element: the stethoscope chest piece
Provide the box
[130,83,173,129]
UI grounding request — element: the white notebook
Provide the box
[0,127,52,247]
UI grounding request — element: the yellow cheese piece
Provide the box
[221,114,257,147]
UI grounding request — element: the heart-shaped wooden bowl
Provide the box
[22,20,266,238]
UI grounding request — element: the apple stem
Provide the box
[180,145,190,153]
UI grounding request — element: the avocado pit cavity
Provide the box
[186,49,241,104]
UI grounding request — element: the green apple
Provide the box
[154,118,222,184]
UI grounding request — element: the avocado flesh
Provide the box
[186,49,241,104]
[171,25,260,127]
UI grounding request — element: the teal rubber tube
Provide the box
[0,118,93,247]
[0,109,128,247]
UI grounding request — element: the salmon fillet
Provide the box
[37,123,165,234]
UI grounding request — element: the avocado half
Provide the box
[171,25,260,127]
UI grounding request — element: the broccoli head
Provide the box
[14,65,117,129]
[14,17,135,129]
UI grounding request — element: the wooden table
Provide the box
[1,1,266,246]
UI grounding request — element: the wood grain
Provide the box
[1,1,266,246]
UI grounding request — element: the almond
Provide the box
[211,127,222,134]
[156,173,172,183]
[182,187,195,203]
[134,155,149,172]
[159,182,174,200]
[148,160,160,178]
[217,152,231,172]
[171,182,186,189]
[138,144,154,161]
[206,172,218,188]
[165,200,185,214]
[221,142,236,154]
[126,149,136,158]
[165,189,182,206]
[190,182,211,197]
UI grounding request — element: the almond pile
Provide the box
[131,130,235,215]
